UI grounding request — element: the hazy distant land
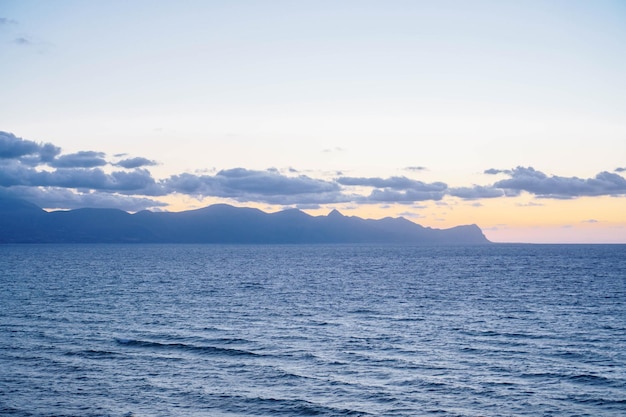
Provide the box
[0,195,489,244]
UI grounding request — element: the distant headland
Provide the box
[0,195,490,244]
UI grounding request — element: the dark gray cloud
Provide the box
[3,132,626,211]
[0,158,162,195]
[0,131,61,161]
[164,168,345,205]
[337,176,446,192]
[41,168,162,194]
[115,157,157,169]
[0,132,39,159]
[484,168,509,175]
[0,133,160,194]
[493,166,626,199]
[338,175,447,202]
[616,167,626,173]
[404,166,427,172]
[49,151,107,168]
[0,159,33,186]
[364,188,445,203]
[339,168,626,202]
[39,143,61,162]
[217,168,340,196]
[0,186,166,212]
[448,186,504,199]
[295,203,322,210]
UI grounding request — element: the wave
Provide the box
[214,393,370,416]
[521,372,622,388]
[114,338,261,357]
[63,349,121,359]
[567,373,623,388]
[564,394,626,408]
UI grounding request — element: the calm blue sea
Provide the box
[1,244,625,417]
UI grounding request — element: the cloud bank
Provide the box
[488,166,626,199]
[163,168,346,205]
[1,131,626,211]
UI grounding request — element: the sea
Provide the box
[1,243,625,417]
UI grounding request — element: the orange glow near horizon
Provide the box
[152,193,626,244]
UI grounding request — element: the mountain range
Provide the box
[0,195,490,244]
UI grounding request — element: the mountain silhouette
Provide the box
[0,196,490,244]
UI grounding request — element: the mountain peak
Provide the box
[328,208,344,218]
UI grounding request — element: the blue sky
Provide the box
[1,0,626,242]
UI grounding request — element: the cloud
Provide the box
[38,143,61,162]
[364,188,445,203]
[0,158,162,195]
[484,168,510,175]
[399,211,425,219]
[404,166,427,172]
[616,167,626,173]
[337,175,447,202]
[4,132,626,211]
[0,133,40,159]
[218,168,340,196]
[42,168,161,194]
[448,185,504,199]
[0,133,342,208]
[0,18,49,52]
[582,219,599,223]
[0,160,29,186]
[13,37,31,45]
[0,186,166,212]
[114,157,157,169]
[337,176,446,191]
[164,168,346,205]
[516,201,544,207]
[295,203,322,210]
[336,168,626,202]
[493,166,626,198]
[0,17,18,25]
[49,151,107,168]
[0,131,61,161]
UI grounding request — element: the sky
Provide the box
[1,0,625,243]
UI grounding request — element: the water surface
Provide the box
[1,244,625,416]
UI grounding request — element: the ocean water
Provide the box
[1,244,625,417]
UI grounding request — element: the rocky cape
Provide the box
[0,196,490,244]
